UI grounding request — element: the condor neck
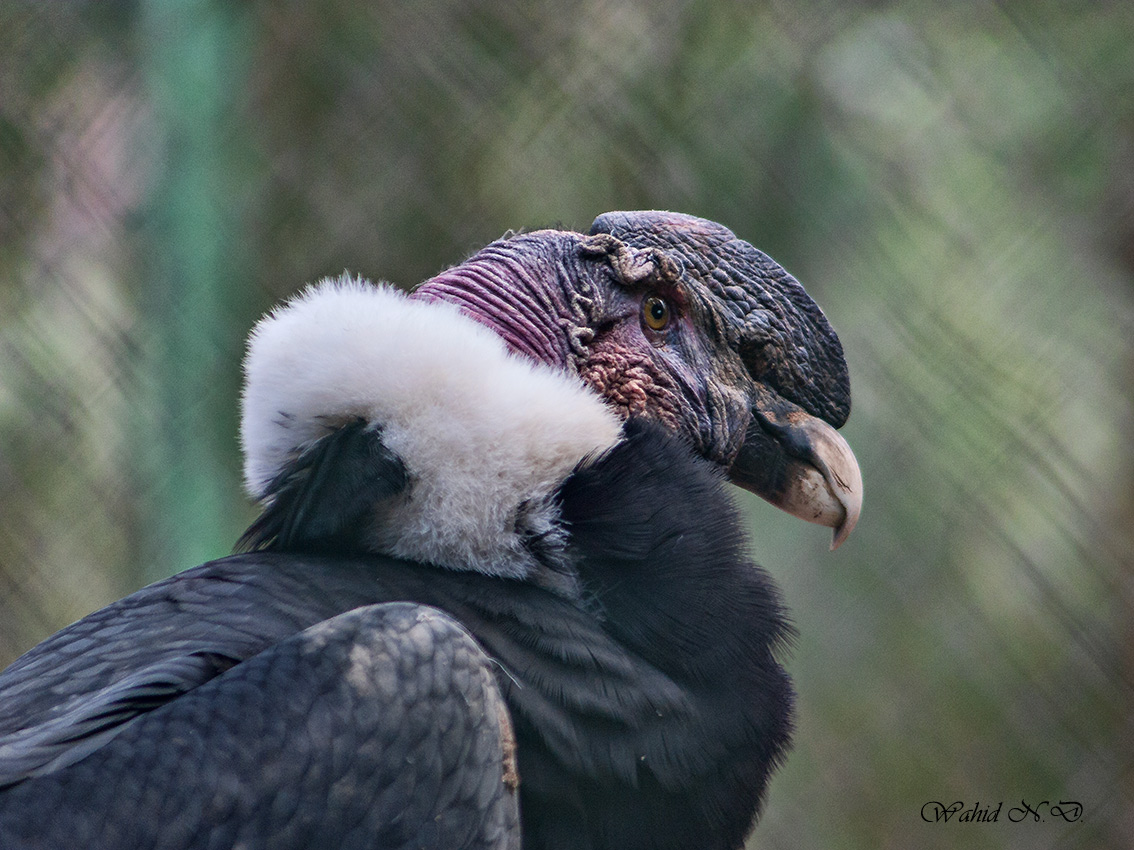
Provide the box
[558,420,792,681]
[412,234,588,372]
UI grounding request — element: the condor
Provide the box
[0,211,861,850]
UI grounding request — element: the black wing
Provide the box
[0,418,408,778]
[0,649,239,788]
[0,603,519,850]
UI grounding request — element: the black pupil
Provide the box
[649,299,666,322]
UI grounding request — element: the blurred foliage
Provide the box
[0,1,1131,848]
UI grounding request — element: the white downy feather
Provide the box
[241,275,623,577]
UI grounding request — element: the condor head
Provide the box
[415,210,861,549]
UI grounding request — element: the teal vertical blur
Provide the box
[137,0,252,582]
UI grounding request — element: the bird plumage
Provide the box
[0,211,860,850]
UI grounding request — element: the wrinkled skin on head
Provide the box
[413,210,861,546]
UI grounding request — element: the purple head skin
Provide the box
[413,211,861,548]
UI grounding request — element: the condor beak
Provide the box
[729,386,862,550]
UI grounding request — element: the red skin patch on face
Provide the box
[578,345,682,431]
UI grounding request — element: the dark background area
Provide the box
[1,2,1131,848]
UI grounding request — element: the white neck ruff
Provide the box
[241,275,623,577]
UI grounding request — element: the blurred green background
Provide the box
[1,1,1131,848]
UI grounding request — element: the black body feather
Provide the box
[0,422,792,850]
[238,418,408,553]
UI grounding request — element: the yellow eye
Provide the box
[642,295,671,331]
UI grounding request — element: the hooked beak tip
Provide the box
[816,423,863,551]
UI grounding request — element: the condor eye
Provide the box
[642,294,671,331]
